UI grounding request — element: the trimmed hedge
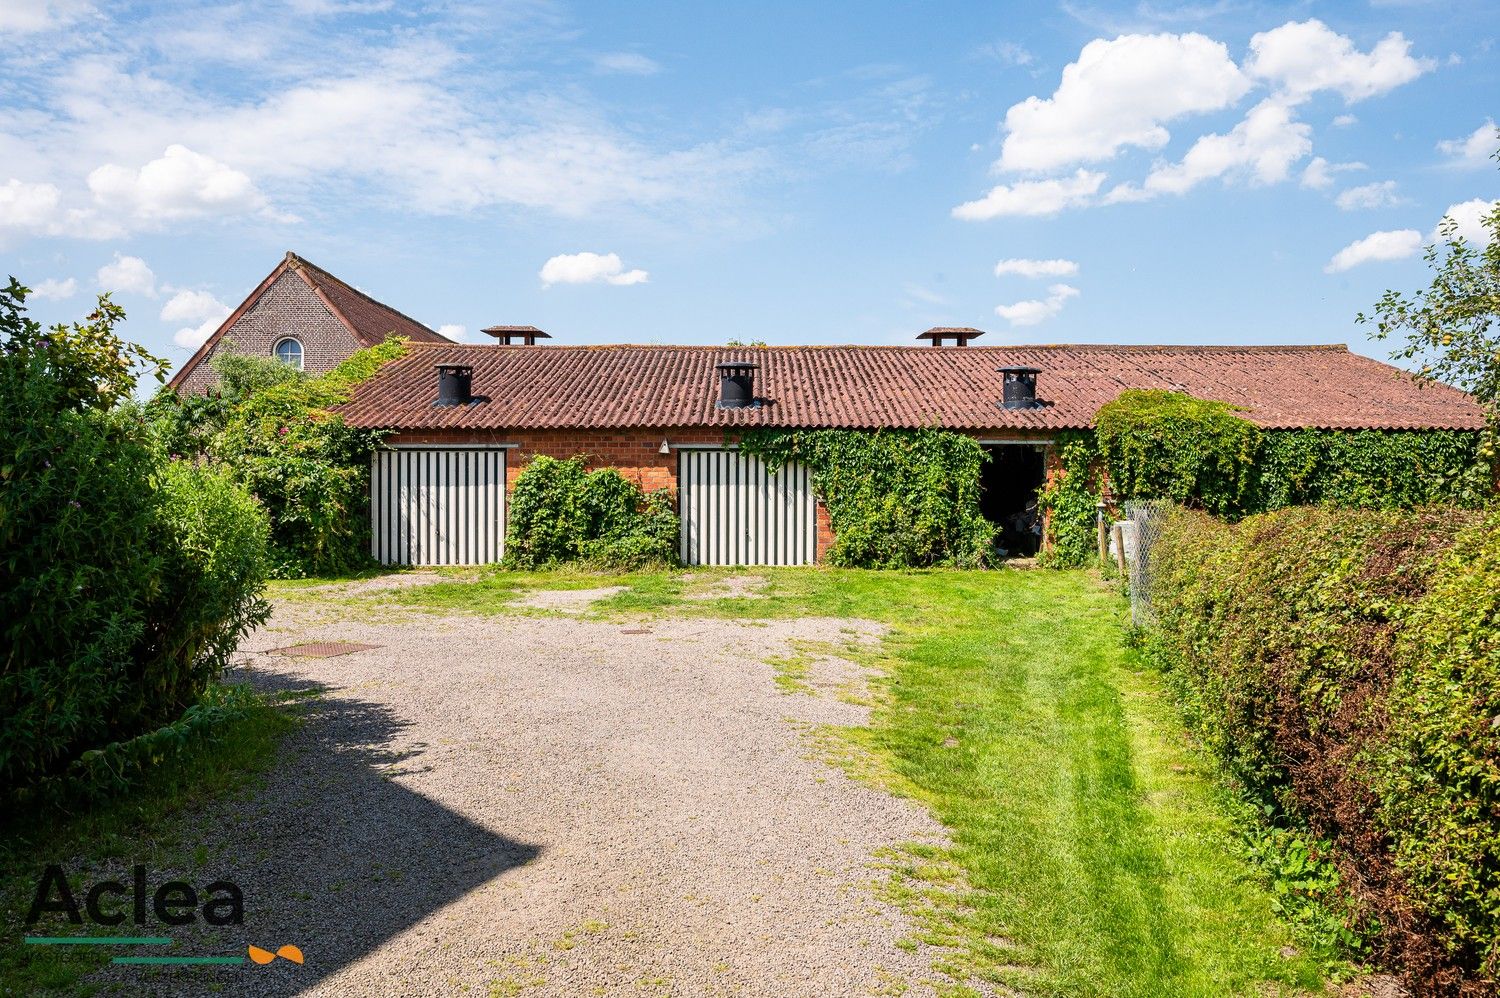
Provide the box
[504,455,677,569]
[1144,505,1500,994]
[740,428,994,568]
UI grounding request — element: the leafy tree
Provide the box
[211,351,305,399]
[1359,139,1500,413]
[0,278,165,409]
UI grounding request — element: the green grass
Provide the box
[383,565,1325,996]
[0,695,299,996]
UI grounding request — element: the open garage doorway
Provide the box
[980,444,1047,558]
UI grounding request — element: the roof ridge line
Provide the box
[398,341,1352,352]
[287,251,440,339]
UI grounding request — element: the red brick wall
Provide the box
[178,270,363,395]
[384,427,727,495]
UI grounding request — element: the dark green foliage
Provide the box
[1144,505,1500,992]
[195,339,405,577]
[1096,390,1261,516]
[1256,429,1489,510]
[1037,430,1102,568]
[1,280,270,798]
[505,455,678,569]
[740,428,994,568]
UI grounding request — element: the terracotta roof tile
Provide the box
[336,343,1486,433]
[291,255,450,347]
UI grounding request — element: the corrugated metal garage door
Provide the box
[678,449,815,566]
[371,448,507,566]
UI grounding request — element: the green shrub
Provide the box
[740,428,993,568]
[1256,429,1489,511]
[1036,431,1102,568]
[207,339,405,577]
[1144,504,1499,990]
[1,281,270,798]
[1095,390,1263,516]
[505,456,677,568]
[211,351,305,399]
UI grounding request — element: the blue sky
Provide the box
[0,0,1495,379]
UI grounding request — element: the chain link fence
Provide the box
[1121,500,1170,628]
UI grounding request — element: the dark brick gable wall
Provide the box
[176,271,364,394]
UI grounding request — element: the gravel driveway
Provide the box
[94,585,957,997]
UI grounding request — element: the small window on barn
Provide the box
[274,336,304,370]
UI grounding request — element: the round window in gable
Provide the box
[274,336,304,370]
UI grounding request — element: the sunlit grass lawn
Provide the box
[368,565,1324,997]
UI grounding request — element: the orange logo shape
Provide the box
[247,944,304,965]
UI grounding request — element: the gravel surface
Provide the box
[87,588,959,997]
[682,575,769,601]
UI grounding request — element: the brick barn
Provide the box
[168,252,451,395]
[334,337,1486,567]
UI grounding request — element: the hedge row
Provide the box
[1144,505,1500,995]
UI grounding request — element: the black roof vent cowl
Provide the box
[434,364,474,407]
[998,366,1042,410]
[715,361,759,409]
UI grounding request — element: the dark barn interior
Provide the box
[980,444,1046,557]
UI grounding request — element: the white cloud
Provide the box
[976,40,1034,67]
[1324,229,1422,273]
[0,0,91,33]
[1246,20,1433,104]
[953,169,1105,220]
[539,251,649,287]
[96,254,156,296]
[1334,180,1405,210]
[1434,199,1497,246]
[160,289,229,324]
[994,283,1079,326]
[172,316,225,350]
[435,323,467,342]
[1437,120,1497,168]
[88,145,273,222]
[0,179,64,235]
[30,277,77,300]
[996,32,1248,172]
[1133,99,1312,198]
[592,52,661,75]
[1332,114,1357,128]
[160,289,230,349]
[1300,156,1364,190]
[994,258,1079,278]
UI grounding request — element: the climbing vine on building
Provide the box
[739,428,993,568]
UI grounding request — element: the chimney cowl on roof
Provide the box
[998,365,1042,410]
[917,326,984,347]
[482,325,550,345]
[715,360,758,409]
[434,364,474,407]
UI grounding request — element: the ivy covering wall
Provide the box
[739,428,993,568]
[1040,390,1489,566]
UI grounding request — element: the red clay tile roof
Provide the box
[168,252,450,389]
[292,255,449,348]
[336,343,1486,433]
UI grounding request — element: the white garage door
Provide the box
[371,447,507,566]
[677,449,816,566]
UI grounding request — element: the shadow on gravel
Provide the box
[82,666,541,997]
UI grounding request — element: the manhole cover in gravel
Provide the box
[269,641,382,658]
